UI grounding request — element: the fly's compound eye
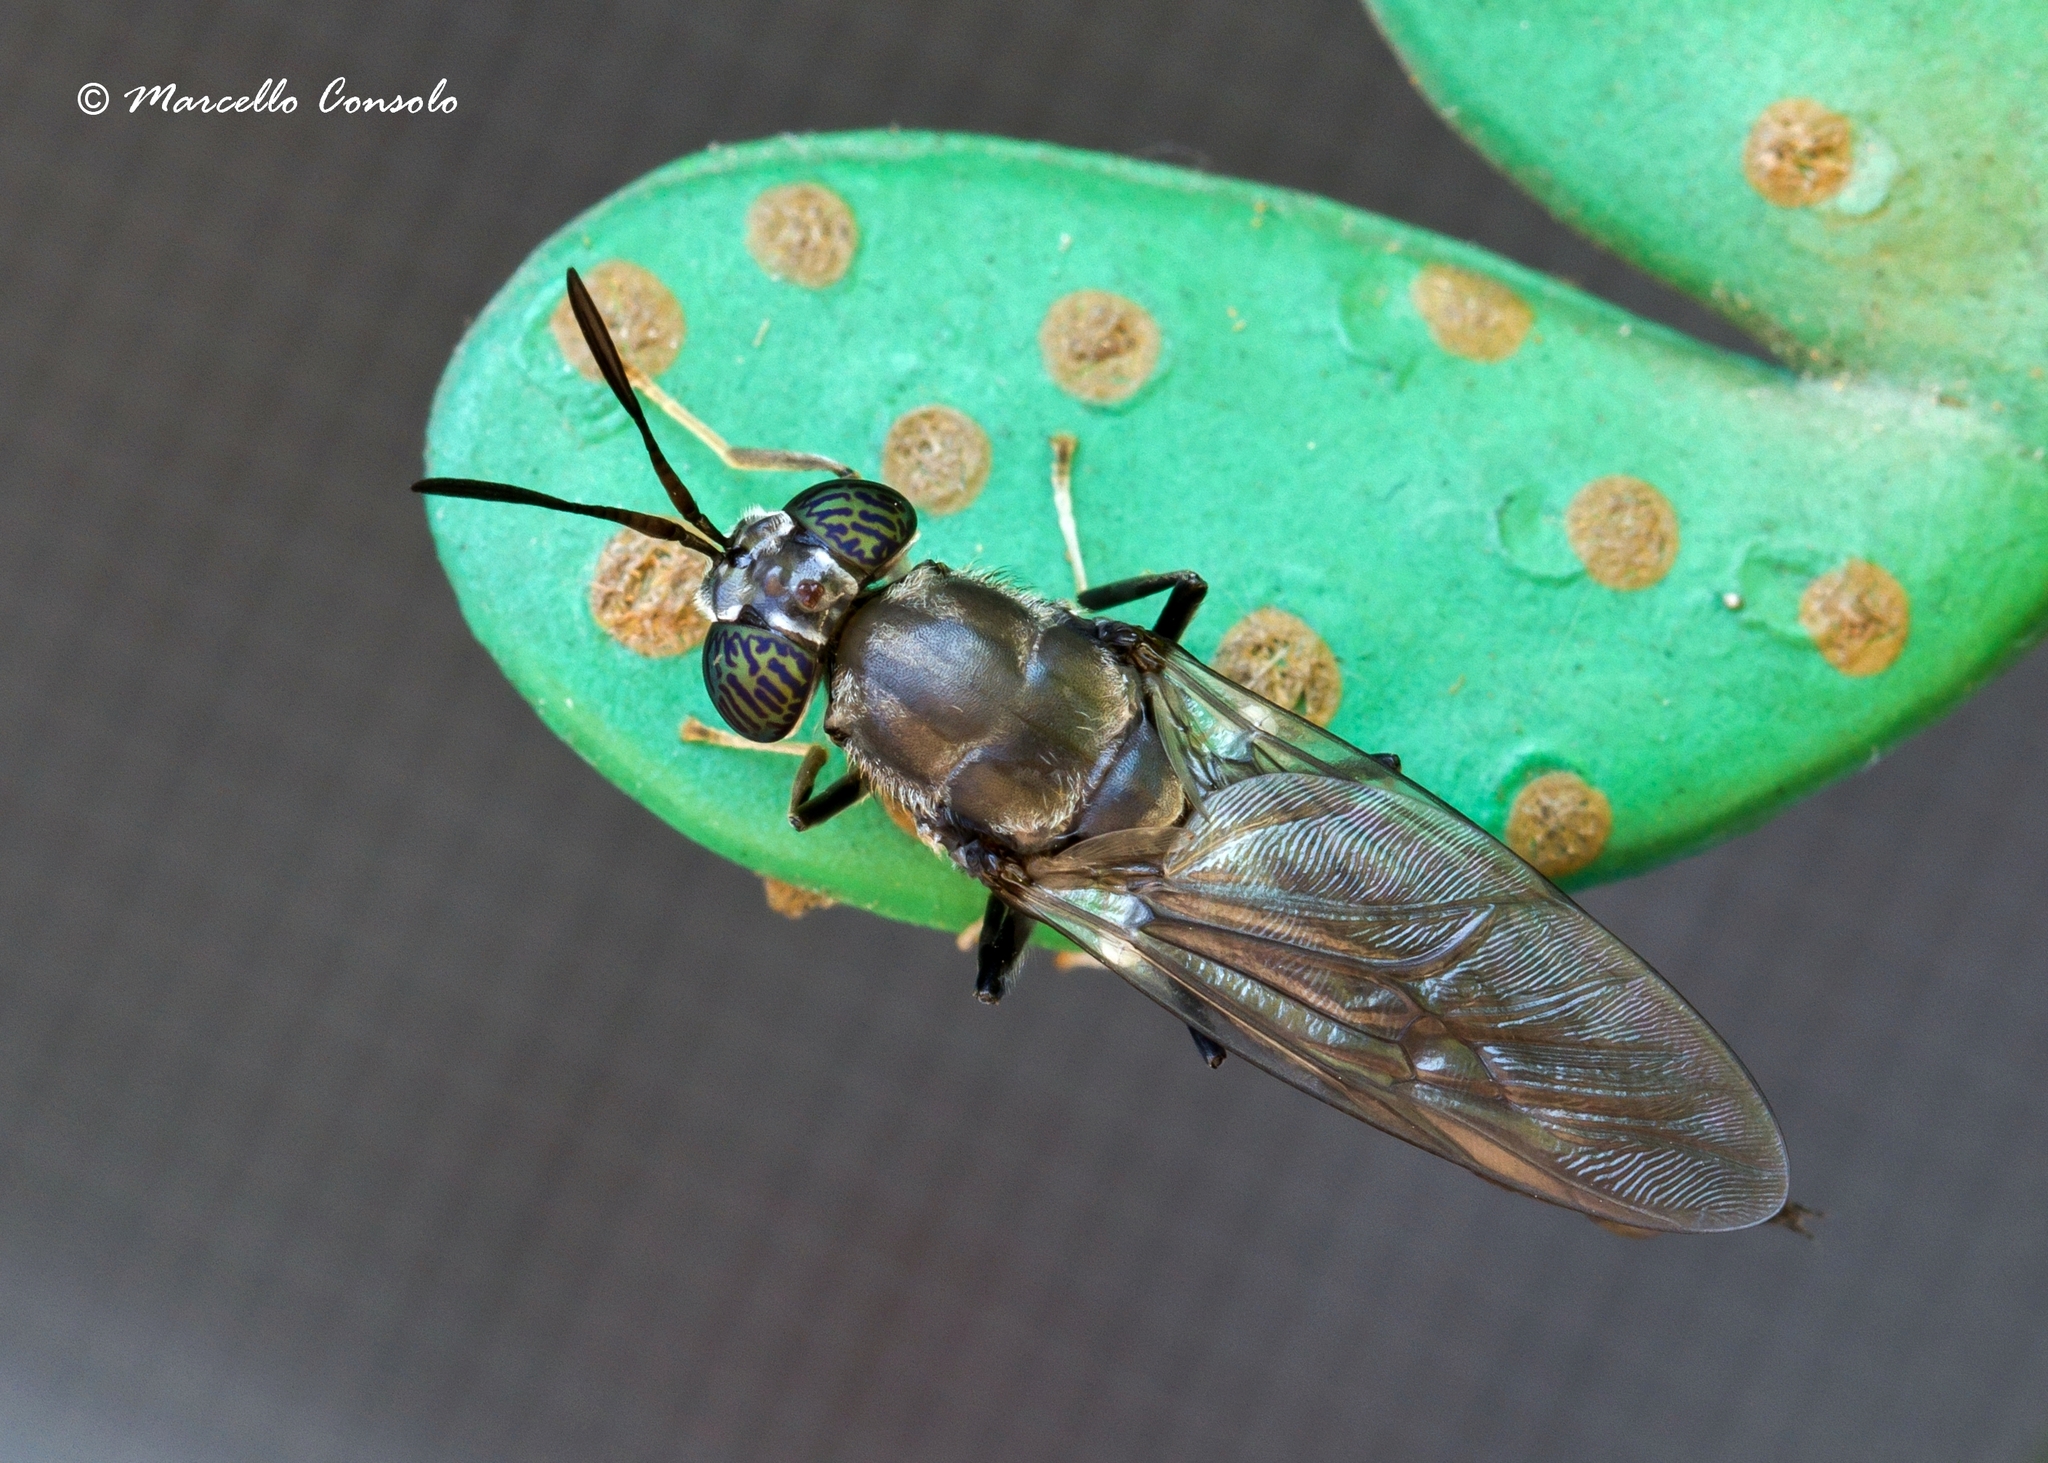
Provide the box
[702,622,819,743]
[784,479,917,580]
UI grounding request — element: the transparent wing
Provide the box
[1010,643,1787,1233]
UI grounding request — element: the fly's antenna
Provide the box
[411,267,861,549]
[409,479,715,550]
[564,266,731,552]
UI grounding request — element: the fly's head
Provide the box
[412,268,917,745]
[700,479,917,742]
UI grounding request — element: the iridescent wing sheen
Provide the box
[1009,642,1788,1232]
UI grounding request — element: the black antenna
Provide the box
[565,266,730,551]
[411,478,716,551]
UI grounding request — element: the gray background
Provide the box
[5,1,2047,1460]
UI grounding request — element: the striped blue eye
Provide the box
[785,479,916,580]
[702,622,819,742]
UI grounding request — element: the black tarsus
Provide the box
[1188,1027,1228,1068]
[1076,571,1209,643]
[976,895,1034,1004]
[411,479,705,545]
[564,267,729,552]
[1372,752,1401,774]
[788,744,868,830]
[1767,1201,1824,1239]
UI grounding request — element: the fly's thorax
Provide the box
[703,509,864,648]
[826,564,1155,854]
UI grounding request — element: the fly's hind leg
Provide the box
[1767,1201,1824,1239]
[976,895,1035,1005]
[1077,571,1209,643]
[788,745,869,830]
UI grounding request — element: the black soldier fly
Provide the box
[416,268,1799,1235]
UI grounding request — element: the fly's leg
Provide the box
[976,895,1035,1004]
[1077,571,1209,644]
[627,370,855,478]
[1049,433,1089,595]
[1767,1201,1824,1239]
[1592,1218,1663,1239]
[1372,753,1402,774]
[788,745,869,830]
[791,775,867,828]
[1188,1027,1228,1069]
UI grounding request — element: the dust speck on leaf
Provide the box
[1411,264,1532,362]
[1800,559,1908,674]
[549,260,684,380]
[1744,100,1854,207]
[881,406,992,515]
[1506,771,1612,878]
[1039,290,1161,403]
[589,528,711,656]
[1212,608,1342,726]
[1566,476,1679,590]
[747,183,858,287]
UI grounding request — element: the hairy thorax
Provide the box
[825,564,1183,856]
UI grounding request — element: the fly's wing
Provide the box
[1010,643,1788,1233]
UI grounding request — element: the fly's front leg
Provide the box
[1077,571,1209,644]
[788,745,869,830]
[627,370,855,478]
[976,895,1035,1005]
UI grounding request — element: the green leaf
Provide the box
[1364,0,2048,430]
[422,130,2048,932]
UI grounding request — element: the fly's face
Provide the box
[697,481,918,741]
[706,510,864,648]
